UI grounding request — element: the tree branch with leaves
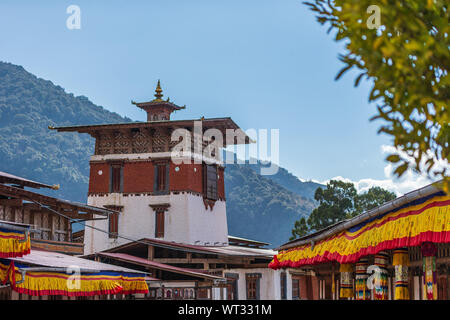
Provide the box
[304,0,449,191]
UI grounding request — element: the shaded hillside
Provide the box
[225,164,316,247]
[247,161,322,200]
[0,62,131,202]
[0,61,318,246]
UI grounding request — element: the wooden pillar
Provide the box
[147,245,154,260]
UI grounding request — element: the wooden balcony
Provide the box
[31,238,84,255]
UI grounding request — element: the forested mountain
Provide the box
[225,163,317,246]
[0,62,131,202]
[0,61,320,247]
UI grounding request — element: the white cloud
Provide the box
[318,144,449,196]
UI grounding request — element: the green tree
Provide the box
[290,216,309,240]
[307,180,356,231]
[290,181,398,239]
[353,186,397,217]
[304,0,449,191]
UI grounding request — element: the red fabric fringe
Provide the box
[269,231,450,269]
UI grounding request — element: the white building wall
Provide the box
[148,281,197,288]
[286,271,293,300]
[222,268,288,300]
[85,193,228,254]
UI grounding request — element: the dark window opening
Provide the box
[110,165,123,193]
[109,212,119,238]
[292,279,300,300]
[247,278,257,300]
[154,163,169,194]
[155,211,165,238]
[246,274,261,300]
[203,164,218,200]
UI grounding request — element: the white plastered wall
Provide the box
[222,268,286,300]
[85,193,228,255]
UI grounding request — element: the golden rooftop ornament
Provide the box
[153,80,163,101]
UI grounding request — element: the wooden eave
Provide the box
[132,100,185,111]
[0,171,57,190]
[50,118,252,145]
[0,183,113,218]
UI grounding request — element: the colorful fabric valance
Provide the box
[269,194,449,269]
[0,227,31,258]
[0,260,148,297]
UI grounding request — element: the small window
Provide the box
[292,279,300,299]
[155,211,165,238]
[246,274,260,300]
[203,164,218,200]
[110,165,123,193]
[154,163,169,194]
[247,278,257,300]
[109,212,119,238]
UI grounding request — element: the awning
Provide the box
[0,171,58,190]
[0,222,31,258]
[97,252,226,281]
[269,193,450,269]
[0,250,149,296]
[0,183,114,217]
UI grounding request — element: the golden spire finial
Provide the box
[154,80,163,100]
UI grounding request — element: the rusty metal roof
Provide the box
[0,183,113,216]
[105,237,276,258]
[0,171,57,190]
[11,249,149,276]
[97,252,225,281]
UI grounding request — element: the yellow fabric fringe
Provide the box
[0,230,31,258]
[16,271,121,296]
[0,261,148,296]
[272,195,450,266]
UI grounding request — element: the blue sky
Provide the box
[1,0,427,194]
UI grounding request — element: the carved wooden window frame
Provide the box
[109,162,124,193]
[203,163,218,201]
[245,273,261,300]
[153,161,170,195]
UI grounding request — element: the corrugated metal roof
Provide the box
[0,183,113,216]
[228,235,269,247]
[51,118,239,132]
[11,249,148,275]
[97,252,225,280]
[0,171,56,190]
[207,245,276,257]
[143,238,276,257]
[106,238,276,258]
